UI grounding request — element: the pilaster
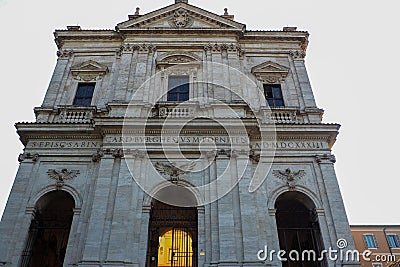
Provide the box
[41,50,72,108]
[316,155,360,267]
[81,153,116,263]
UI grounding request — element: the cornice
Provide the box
[54,30,122,49]
[116,2,245,31]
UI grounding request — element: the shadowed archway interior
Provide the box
[275,191,326,267]
[19,191,75,267]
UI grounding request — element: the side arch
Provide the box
[267,185,322,211]
[27,184,83,211]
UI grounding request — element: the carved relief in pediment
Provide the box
[116,5,245,31]
[168,9,194,28]
[156,52,201,67]
[251,61,290,84]
[71,60,109,81]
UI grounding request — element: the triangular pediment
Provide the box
[251,61,290,83]
[117,3,245,31]
[71,60,108,72]
[70,60,108,81]
[251,61,289,74]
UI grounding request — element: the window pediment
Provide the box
[251,61,289,84]
[156,52,201,68]
[71,60,109,81]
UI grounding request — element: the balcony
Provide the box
[263,107,301,123]
[57,106,95,123]
[34,106,96,123]
[153,102,199,118]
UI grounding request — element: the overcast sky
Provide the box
[0,0,399,225]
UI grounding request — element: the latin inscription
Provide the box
[104,136,328,150]
[28,141,101,149]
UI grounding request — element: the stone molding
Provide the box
[290,50,306,60]
[204,43,244,57]
[119,43,156,54]
[316,154,336,164]
[70,60,108,81]
[251,61,289,84]
[156,51,201,67]
[18,152,39,163]
[57,49,73,59]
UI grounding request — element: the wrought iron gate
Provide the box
[147,201,198,267]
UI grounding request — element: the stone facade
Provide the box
[0,1,360,267]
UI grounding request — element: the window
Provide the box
[73,83,95,106]
[386,234,400,248]
[264,84,284,107]
[364,234,379,248]
[167,76,189,102]
[372,263,383,267]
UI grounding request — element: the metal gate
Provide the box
[147,201,198,267]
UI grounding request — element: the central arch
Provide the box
[146,186,198,267]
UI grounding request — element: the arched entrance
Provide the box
[146,199,198,267]
[20,190,75,267]
[275,192,326,267]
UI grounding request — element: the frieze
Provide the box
[204,43,242,54]
[120,43,156,54]
[27,140,101,149]
[104,135,328,150]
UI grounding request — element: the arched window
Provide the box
[275,192,326,267]
[20,191,75,267]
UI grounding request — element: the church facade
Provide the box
[0,1,360,267]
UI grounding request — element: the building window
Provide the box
[264,84,284,107]
[372,263,383,267]
[167,76,189,102]
[364,234,379,248]
[386,234,400,248]
[73,83,95,106]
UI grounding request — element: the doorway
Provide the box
[275,192,326,267]
[20,191,75,267]
[147,200,198,267]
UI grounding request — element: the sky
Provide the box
[0,0,399,225]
